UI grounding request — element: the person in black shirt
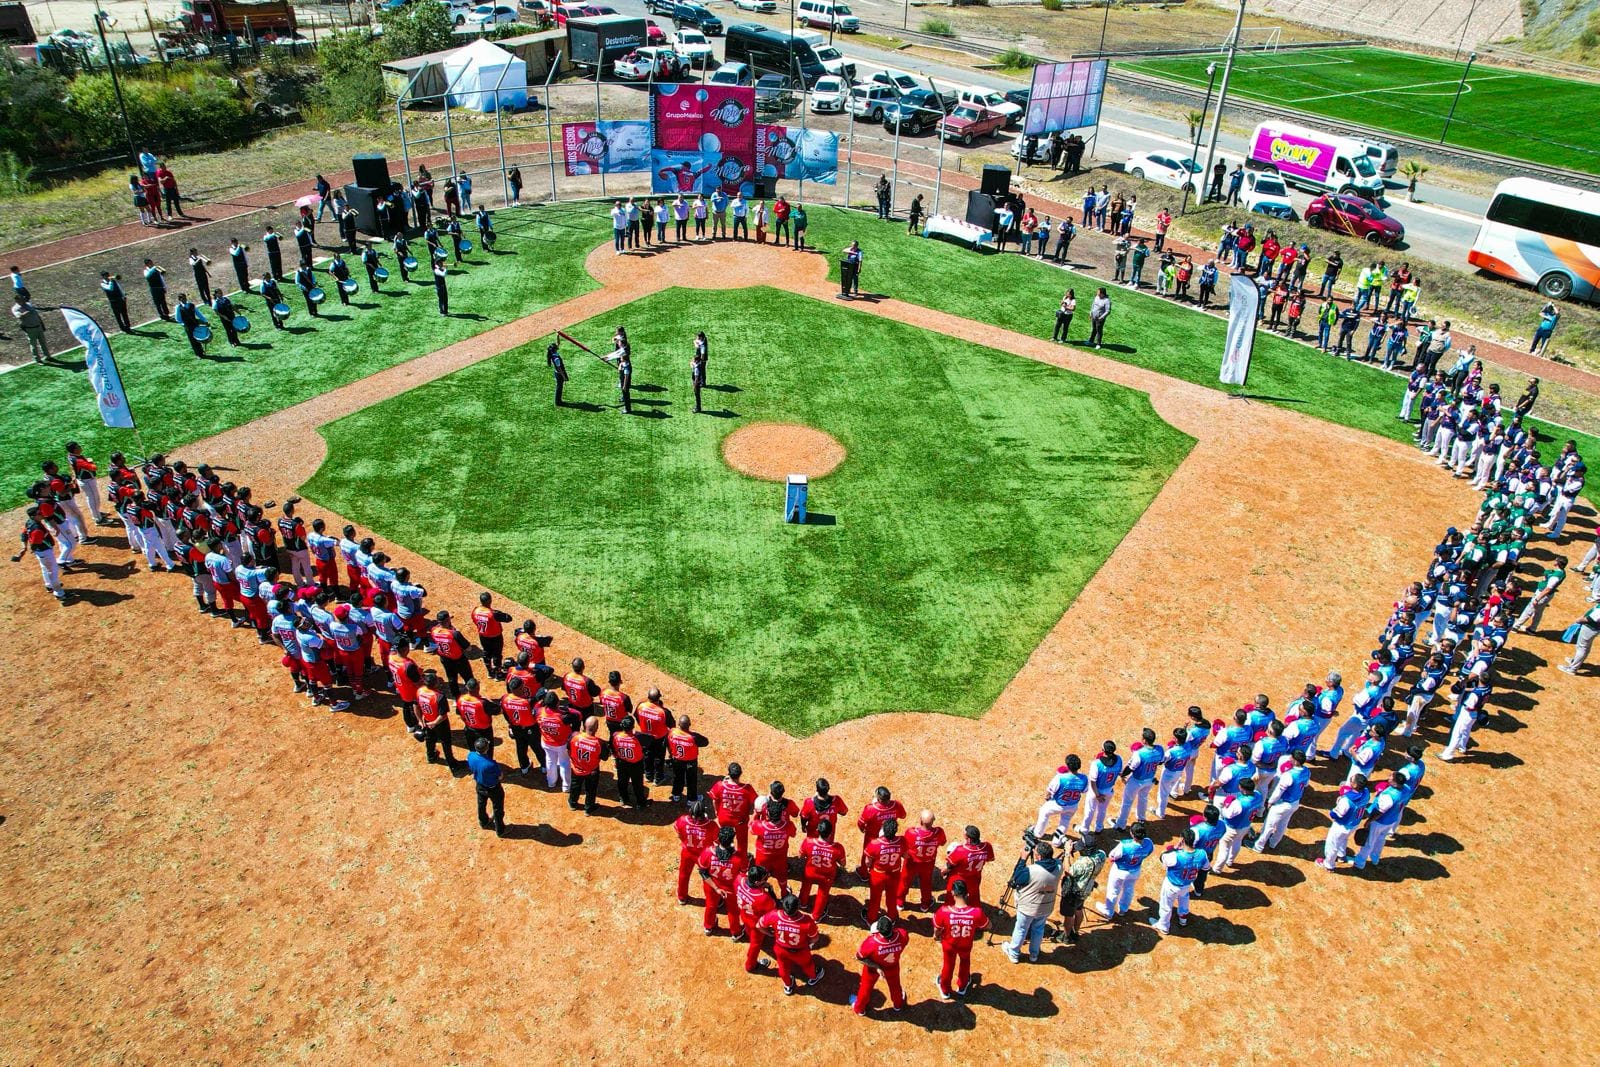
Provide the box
[100,271,132,331]
[211,292,241,346]
[263,226,284,280]
[433,260,449,316]
[228,239,251,294]
[294,265,320,317]
[328,253,354,306]
[174,293,204,358]
[548,342,567,406]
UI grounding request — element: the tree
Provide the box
[1185,109,1206,142]
[380,2,456,60]
[0,52,75,163]
[318,30,389,121]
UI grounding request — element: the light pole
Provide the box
[1097,0,1111,54]
[93,4,138,165]
[1440,51,1476,145]
[1199,0,1245,211]
[1179,60,1217,215]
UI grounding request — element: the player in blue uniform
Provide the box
[1114,729,1164,829]
[1098,823,1153,919]
[1033,754,1088,837]
[1151,830,1209,934]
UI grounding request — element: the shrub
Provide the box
[922,15,955,35]
[67,71,252,156]
[998,47,1039,68]
[317,29,388,121]
[0,52,75,163]
[380,1,456,59]
[1042,0,1064,10]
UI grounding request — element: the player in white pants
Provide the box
[1179,706,1208,795]
[1352,772,1409,869]
[1033,755,1087,837]
[1252,751,1310,852]
[1439,680,1490,760]
[1114,729,1163,829]
[1316,775,1369,871]
[1098,824,1153,918]
[1156,726,1195,818]
[1150,832,1208,934]
[1078,743,1123,836]
[1211,780,1262,874]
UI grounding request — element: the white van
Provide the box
[1246,120,1386,200]
[1357,139,1399,179]
[796,0,859,33]
[794,28,855,79]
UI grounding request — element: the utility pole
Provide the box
[1440,51,1476,145]
[93,3,138,164]
[1199,0,1245,209]
[1179,61,1217,215]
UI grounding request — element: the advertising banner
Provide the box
[755,125,839,185]
[1220,273,1260,387]
[650,83,756,195]
[1024,59,1108,137]
[1249,125,1334,184]
[60,306,136,429]
[560,120,651,176]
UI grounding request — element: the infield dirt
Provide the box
[2,238,1596,1064]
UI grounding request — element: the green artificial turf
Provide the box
[0,203,604,502]
[802,208,1600,469]
[1124,47,1600,174]
[303,286,1194,734]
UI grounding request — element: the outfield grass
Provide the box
[0,203,603,502]
[303,287,1193,734]
[1124,47,1600,173]
[802,209,1600,470]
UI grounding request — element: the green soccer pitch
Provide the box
[302,286,1193,734]
[1124,47,1600,173]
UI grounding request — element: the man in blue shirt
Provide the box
[468,738,506,835]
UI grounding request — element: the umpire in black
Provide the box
[468,737,506,835]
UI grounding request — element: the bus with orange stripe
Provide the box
[1468,177,1600,302]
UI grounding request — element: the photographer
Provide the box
[1058,834,1106,944]
[1003,836,1062,964]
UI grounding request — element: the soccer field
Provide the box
[303,286,1192,734]
[1124,46,1600,173]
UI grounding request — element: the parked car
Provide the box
[869,68,921,97]
[518,0,550,15]
[614,45,684,80]
[797,0,858,32]
[795,29,854,79]
[439,0,474,24]
[810,75,848,113]
[553,2,586,25]
[644,0,676,14]
[940,104,1006,145]
[1304,192,1405,244]
[466,3,519,27]
[1241,171,1297,220]
[671,28,713,66]
[1123,150,1203,194]
[883,87,953,135]
[755,73,797,115]
[1003,87,1029,111]
[709,61,753,87]
[954,86,1022,128]
[849,84,897,123]
[734,0,776,10]
[645,18,666,42]
[1010,134,1051,165]
[671,2,722,34]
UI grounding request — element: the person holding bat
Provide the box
[547,341,568,407]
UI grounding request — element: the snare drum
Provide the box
[339,279,359,295]
[308,287,326,304]
[233,314,251,334]
[402,257,419,271]
[272,302,291,318]
[374,266,390,280]
[460,239,473,253]
[192,324,212,343]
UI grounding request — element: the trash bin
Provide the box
[785,474,808,524]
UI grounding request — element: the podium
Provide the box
[785,474,808,524]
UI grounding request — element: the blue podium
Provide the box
[785,474,808,524]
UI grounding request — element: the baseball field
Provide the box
[3,203,1599,1062]
[1124,46,1600,173]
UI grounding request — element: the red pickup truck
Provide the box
[939,104,1006,146]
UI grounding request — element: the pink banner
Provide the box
[1250,125,1334,184]
[651,83,756,195]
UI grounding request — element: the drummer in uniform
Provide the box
[432,258,449,316]
[361,243,384,292]
[263,225,284,280]
[293,264,320,318]
[173,293,205,358]
[210,291,242,346]
[259,275,289,330]
[393,234,415,283]
[474,206,494,250]
[447,215,466,263]
[328,252,355,306]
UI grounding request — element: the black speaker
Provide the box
[980,164,1010,198]
[965,189,997,232]
[352,153,391,190]
[342,184,381,236]
[751,177,775,199]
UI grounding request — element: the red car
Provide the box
[1304,193,1405,245]
[939,104,1006,146]
[645,18,666,42]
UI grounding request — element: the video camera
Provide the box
[1020,826,1070,855]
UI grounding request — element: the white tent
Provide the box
[442,39,529,113]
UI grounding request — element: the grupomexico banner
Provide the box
[561,120,651,177]
[650,83,756,195]
[1220,273,1259,387]
[60,306,136,429]
[755,125,839,185]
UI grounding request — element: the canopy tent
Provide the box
[442,39,529,113]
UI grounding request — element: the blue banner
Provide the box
[60,306,136,429]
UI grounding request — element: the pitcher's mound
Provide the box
[722,423,846,482]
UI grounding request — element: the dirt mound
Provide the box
[721,422,846,481]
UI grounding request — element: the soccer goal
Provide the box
[1220,26,1282,53]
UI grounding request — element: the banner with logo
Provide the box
[1023,59,1108,137]
[60,306,136,429]
[755,125,839,185]
[1220,273,1259,387]
[650,83,756,195]
[561,120,651,177]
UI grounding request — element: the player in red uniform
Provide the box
[856,787,907,870]
[562,657,599,716]
[756,894,825,995]
[674,798,718,903]
[634,687,673,785]
[513,619,547,666]
[666,714,708,802]
[798,817,847,922]
[750,797,798,896]
[469,591,512,679]
[500,674,540,776]
[429,610,476,696]
[568,716,607,813]
[599,670,633,736]
[708,762,757,854]
[611,717,648,809]
[698,825,748,936]
[387,639,424,734]
[456,677,494,750]
[861,818,906,924]
[850,917,910,1016]
[800,779,848,837]
[416,669,458,768]
[899,809,948,911]
[932,878,988,999]
[943,825,996,906]
[735,866,779,972]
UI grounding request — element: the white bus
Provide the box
[1468,177,1600,302]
